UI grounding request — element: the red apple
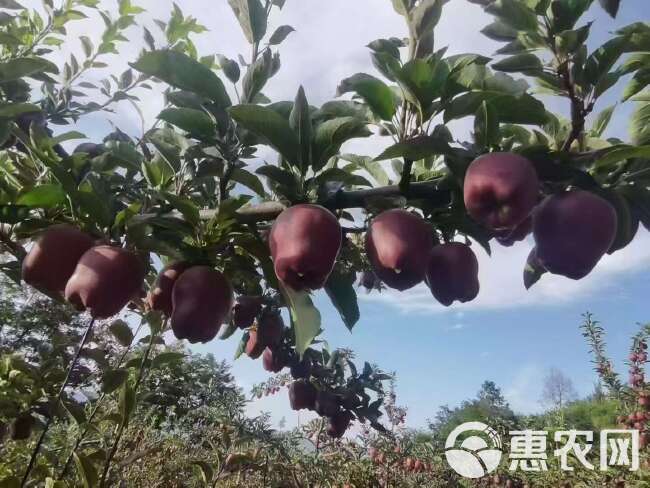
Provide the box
[262,347,287,373]
[533,191,617,280]
[22,225,94,295]
[170,266,233,344]
[464,152,539,230]
[327,410,352,438]
[65,246,145,318]
[233,295,263,329]
[269,204,342,290]
[147,262,189,316]
[366,209,433,291]
[289,379,316,411]
[425,242,479,306]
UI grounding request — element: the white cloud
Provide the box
[360,229,650,314]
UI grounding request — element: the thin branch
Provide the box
[21,318,96,488]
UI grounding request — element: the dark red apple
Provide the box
[290,357,312,379]
[64,245,145,318]
[147,262,190,316]
[315,390,340,417]
[289,379,316,411]
[533,191,617,280]
[365,209,433,291]
[22,225,94,295]
[269,204,342,291]
[327,410,352,438]
[464,152,539,230]
[425,243,479,306]
[245,329,265,359]
[258,308,284,346]
[262,347,287,373]
[170,266,233,344]
[233,295,263,329]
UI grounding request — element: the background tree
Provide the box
[540,367,578,411]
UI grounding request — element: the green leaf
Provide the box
[623,69,650,102]
[101,369,129,394]
[73,454,98,488]
[75,189,113,228]
[523,248,546,289]
[52,131,86,144]
[593,71,621,99]
[584,36,628,87]
[337,73,397,121]
[598,0,620,17]
[481,21,518,42]
[410,0,448,38]
[17,184,65,208]
[44,478,68,488]
[0,57,58,82]
[228,0,267,43]
[281,284,321,358]
[229,104,299,165]
[391,0,413,15]
[474,100,499,148]
[141,157,173,189]
[324,270,360,331]
[594,145,650,168]
[374,134,450,161]
[0,102,40,118]
[590,104,616,137]
[230,168,265,196]
[631,100,650,146]
[158,108,215,139]
[192,461,215,485]
[162,192,200,226]
[130,50,231,108]
[61,399,86,425]
[312,117,371,170]
[290,86,312,173]
[151,351,184,368]
[242,49,279,103]
[119,381,135,426]
[444,91,547,125]
[396,58,449,109]
[269,25,295,45]
[492,54,543,74]
[604,189,635,254]
[108,320,133,347]
[218,321,239,340]
[256,164,297,188]
[555,23,592,54]
[486,0,539,31]
[217,55,240,84]
[550,0,593,32]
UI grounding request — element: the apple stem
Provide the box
[21,317,96,488]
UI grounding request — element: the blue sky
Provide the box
[32,0,650,428]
